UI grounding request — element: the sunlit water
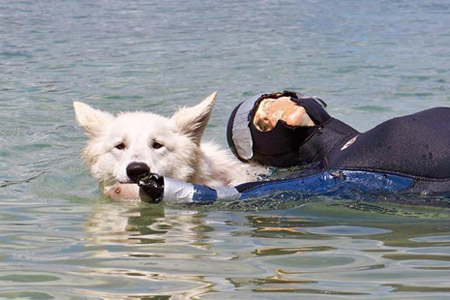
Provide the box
[1,0,450,299]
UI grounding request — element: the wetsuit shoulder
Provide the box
[327,108,450,179]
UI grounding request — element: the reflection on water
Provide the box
[3,201,441,299]
[0,195,449,299]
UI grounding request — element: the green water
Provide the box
[1,0,450,298]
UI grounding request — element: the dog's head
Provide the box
[73,93,217,187]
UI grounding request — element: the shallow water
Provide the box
[1,0,450,298]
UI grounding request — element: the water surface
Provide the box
[1,0,450,298]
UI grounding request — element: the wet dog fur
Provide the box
[74,93,265,200]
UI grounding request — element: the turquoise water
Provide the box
[1,0,450,298]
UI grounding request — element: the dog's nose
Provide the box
[126,162,150,182]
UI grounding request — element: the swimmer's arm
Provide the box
[136,172,335,203]
[137,171,415,204]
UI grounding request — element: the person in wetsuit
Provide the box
[136,91,450,203]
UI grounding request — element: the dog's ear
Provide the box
[171,92,217,144]
[73,101,114,137]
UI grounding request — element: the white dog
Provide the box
[74,93,265,200]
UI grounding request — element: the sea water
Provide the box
[1,0,450,298]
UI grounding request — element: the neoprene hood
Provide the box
[227,91,341,167]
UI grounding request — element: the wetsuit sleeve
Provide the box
[157,170,414,203]
[162,177,241,203]
[158,173,335,203]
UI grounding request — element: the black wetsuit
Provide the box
[138,91,450,204]
[229,91,450,194]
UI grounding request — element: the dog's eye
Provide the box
[115,142,126,150]
[152,141,164,149]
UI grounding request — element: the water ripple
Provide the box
[1,0,450,298]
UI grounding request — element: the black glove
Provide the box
[136,173,164,203]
